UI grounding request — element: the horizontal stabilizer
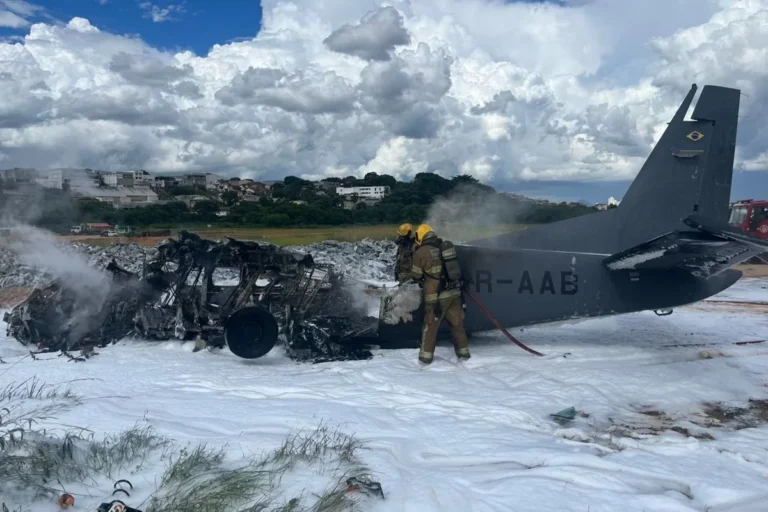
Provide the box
[603,215,768,278]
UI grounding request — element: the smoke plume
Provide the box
[1,172,117,345]
[423,183,530,244]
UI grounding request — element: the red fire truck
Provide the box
[729,199,768,263]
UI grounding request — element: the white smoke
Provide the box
[342,279,389,318]
[379,282,422,325]
[8,225,111,300]
[1,177,118,346]
[424,183,529,244]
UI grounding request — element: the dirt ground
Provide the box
[739,264,768,278]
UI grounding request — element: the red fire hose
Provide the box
[464,288,545,357]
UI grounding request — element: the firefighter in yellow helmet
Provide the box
[409,223,470,364]
[394,223,416,283]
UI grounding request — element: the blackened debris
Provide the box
[4,230,381,362]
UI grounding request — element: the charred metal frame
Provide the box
[4,231,377,362]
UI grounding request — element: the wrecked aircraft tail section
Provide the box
[615,84,741,249]
[465,84,742,259]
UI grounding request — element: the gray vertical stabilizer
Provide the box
[615,84,740,248]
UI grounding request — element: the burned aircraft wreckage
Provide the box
[4,231,419,362]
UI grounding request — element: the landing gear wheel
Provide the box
[224,307,279,359]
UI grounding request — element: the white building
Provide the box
[607,196,621,207]
[103,172,135,188]
[73,187,159,205]
[205,173,223,190]
[0,168,38,183]
[335,186,390,200]
[133,170,153,187]
[36,169,99,191]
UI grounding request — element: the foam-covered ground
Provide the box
[1,277,767,511]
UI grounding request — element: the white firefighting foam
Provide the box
[1,277,767,511]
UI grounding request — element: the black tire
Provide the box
[224,306,279,359]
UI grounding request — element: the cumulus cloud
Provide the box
[323,6,411,61]
[0,0,766,188]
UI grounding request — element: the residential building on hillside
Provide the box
[36,169,99,191]
[335,185,390,200]
[133,170,153,187]
[178,173,221,189]
[155,176,181,188]
[72,187,159,205]
[0,168,38,183]
[182,174,207,188]
[205,173,222,189]
[103,172,135,188]
[596,196,622,211]
[243,181,268,196]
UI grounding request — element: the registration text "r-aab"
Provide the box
[475,270,578,295]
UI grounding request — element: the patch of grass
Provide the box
[61,223,527,247]
[2,380,382,512]
[146,423,376,512]
[87,424,170,478]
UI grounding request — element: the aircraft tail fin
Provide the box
[615,84,740,249]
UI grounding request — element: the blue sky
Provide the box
[509,170,768,206]
[0,0,264,55]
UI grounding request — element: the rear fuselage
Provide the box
[455,244,742,332]
[374,244,742,347]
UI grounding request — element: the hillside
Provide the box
[0,172,597,231]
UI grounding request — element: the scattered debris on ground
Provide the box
[697,399,768,429]
[558,398,768,453]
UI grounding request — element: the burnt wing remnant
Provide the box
[4,230,379,362]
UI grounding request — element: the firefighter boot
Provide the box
[193,335,207,353]
[418,304,439,365]
[443,296,470,361]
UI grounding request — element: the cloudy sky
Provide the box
[0,0,766,203]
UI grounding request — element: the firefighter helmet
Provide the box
[397,223,413,237]
[415,223,435,244]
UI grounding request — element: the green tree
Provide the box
[193,200,220,220]
[222,190,239,206]
[263,213,291,227]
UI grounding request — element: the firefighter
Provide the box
[394,223,416,283]
[409,223,470,365]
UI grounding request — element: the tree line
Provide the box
[0,172,598,231]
